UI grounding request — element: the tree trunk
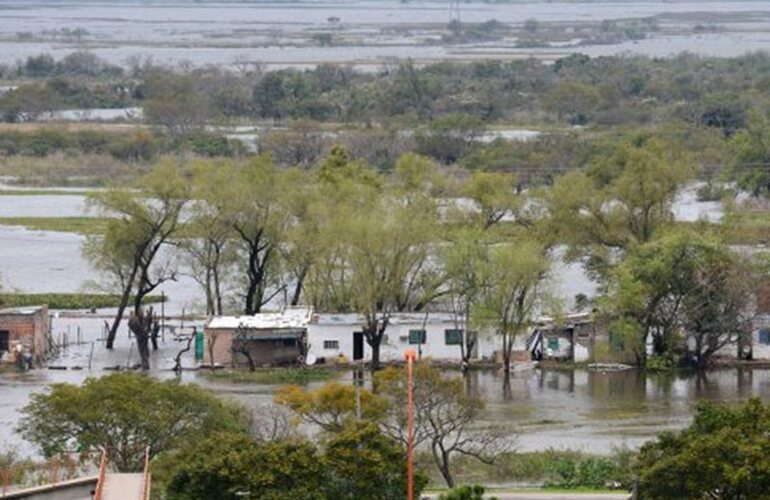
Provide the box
[433,444,455,488]
[128,306,158,370]
[213,266,223,315]
[106,283,133,349]
[106,264,139,349]
[290,265,308,306]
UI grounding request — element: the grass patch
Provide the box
[420,449,633,490]
[201,367,339,385]
[0,293,166,310]
[0,217,110,235]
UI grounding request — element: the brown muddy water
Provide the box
[2,318,769,459]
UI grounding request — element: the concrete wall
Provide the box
[307,320,509,364]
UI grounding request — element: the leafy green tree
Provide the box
[635,398,770,499]
[543,81,601,125]
[144,71,215,137]
[416,113,485,164]
[17,373,244,472]
[305,150,441,369]
[547,139,693,281]
[184,159,238,315]
[164,433,327,500]
[323,421,427,500]
[473,240,549,375]
[85,160,190,366]
[274,381,389,432]
[729,111,770,197]
[604,231,755,366]
[0,84,61,122]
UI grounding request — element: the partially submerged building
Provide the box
[528,313,594,363]
[204,307,313,367]
[306,312,502,364]
[0,305,50,365]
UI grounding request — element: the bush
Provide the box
[635,398,770,499]
[439,484,495,500]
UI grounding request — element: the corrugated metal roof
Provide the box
[0,305,46,316]
[207,307,313,330]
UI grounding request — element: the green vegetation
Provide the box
[201,367,338,385]
[635,398,770,498]
[0,292,165,310]
[0,216,110,235]
[159,421,427,500]
[277,363,506,488]
[17,373,247,472]
[438,449,633,490]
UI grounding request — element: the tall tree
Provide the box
[547,139,693,281]
[473,239,549,375]
[604,231,756,367]
[184,160,237,315]
[85,160,189,366]
[17,373,244,472]
[305,151,442,369]
[227,156,291,314]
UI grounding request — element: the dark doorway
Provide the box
[0,330,9,353]
[353,331,364,361]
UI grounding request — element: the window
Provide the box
[0,330,8,352]
[547,337,559,350]
[408,329,426,345]
[759,329,770,345]
[444,329,463,346]
[323,340,339,350]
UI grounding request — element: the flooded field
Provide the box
[0,183,744,458]
[0,1,770,68]
[3,321,770,458]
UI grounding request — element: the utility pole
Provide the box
[405,348,417,500]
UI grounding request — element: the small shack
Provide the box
[528,312,594,362]
[0,305,49,366]
[204,307,312,368]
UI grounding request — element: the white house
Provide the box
[307,312,505,364]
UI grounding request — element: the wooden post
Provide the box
[405,348,417,500]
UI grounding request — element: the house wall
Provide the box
[307,320,507,364]
[203,328,304,367]
[203,328,235,366]
[752,318,770,360]
[0,306,49,361]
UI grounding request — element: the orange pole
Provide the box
[405,348,417,500]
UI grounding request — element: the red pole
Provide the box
[405,348,417,500]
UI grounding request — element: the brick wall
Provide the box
[0,307,49,360]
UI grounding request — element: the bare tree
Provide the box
[376,362,513,487]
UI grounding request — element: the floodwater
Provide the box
[1,1,770,68]
[3,321,770,458]
[0,183,742,458]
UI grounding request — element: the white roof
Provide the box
[207,307,313,330]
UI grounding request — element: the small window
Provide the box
[759,329,770,345]
[444,329,463,346]
[323,340,339,350]
[547,337,559,350]
[409,329,426,345]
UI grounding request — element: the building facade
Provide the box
[0,305,50,365]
